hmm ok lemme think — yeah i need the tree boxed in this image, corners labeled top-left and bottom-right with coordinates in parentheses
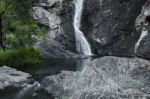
top-left (0, 13), bottom-right (5, 50)
top-left (0, 0), bottom-right (48, 49)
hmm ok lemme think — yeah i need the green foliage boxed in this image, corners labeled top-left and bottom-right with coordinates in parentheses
top-left (0, 0), bottom-right (46, 67)
top-left (6, 20), bottom-right (48, 48)
top-left (0, 0), bottom-right (33, 22)
top-left (0, 0), bottom-right (48, 48)
top-left (0, 48), bottom-right (43, 67)
top-left (120, 32), bottom-right (125, 42)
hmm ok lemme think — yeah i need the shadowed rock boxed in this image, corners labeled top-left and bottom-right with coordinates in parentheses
top-left (37, 38), bottom-right (77, 58)
top-left (82, 0), bottom-right (146, 56)
top-left (135, 0), bottom-right (150, 59)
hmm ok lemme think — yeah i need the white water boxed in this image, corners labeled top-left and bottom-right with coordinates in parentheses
top-left (73, 0), bottom-right (93, 55)
top-left (135, 29), bottom-right (148, 53)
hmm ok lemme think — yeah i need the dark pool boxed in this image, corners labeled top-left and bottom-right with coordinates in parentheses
top-left (0, 58), bottom-right (92, 99)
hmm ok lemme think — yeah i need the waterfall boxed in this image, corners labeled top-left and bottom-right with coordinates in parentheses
top-left (73, 0), bottom-right (93, 56)
top-left (76, 58), bottom-right (91, 71)
top-left (135, 28), bottom-right (148, 53)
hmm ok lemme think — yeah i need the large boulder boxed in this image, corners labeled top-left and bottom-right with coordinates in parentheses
top-left (41, 56), bottom-right (150, 99)
top-left (82, 0), bottom-right (146, 56)
top-left (37, 38), bottom-right (77, 58)
top-left (0, 66), bottom-right (31, 89)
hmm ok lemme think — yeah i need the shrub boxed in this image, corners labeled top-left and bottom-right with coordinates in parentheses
top-left (0, 48), bottom-right (43, 67)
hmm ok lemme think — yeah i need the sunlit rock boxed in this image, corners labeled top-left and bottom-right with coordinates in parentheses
top-left (0, 66), bottom-right (31, 89)
top-left (41, 56), bottom-right (150, 99)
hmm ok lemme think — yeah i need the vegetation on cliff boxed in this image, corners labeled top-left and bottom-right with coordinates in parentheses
top-left (0, 0), bottom-right (47, 66)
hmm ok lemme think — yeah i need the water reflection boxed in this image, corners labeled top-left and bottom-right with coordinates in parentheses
top-left (17, 58), bottom-right (92, 81)
top-left (76, 58), bottom-right (91, 71)
top-left (15, 82), bottom-right (39, 99)
top-left (0, 86), bottom-right (54, 99)
top-left (0, 58), bottom-right (92, 99)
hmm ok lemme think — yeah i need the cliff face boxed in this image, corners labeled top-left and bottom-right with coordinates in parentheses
top-left (82, 0), bottom-right (146, 56)
top-left (135, 0), bottom-right (150, 59)
top-left (32, 0), bottom-right (150, 59)
top-left (32, 0), bottom-right (77, 58)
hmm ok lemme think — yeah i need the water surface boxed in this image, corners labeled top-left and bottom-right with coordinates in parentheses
top-left (0, 58), bottom-right (91, 99)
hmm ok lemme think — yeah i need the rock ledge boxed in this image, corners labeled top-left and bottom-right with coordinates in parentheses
top-left (0, 66), bottom-right (31, 89)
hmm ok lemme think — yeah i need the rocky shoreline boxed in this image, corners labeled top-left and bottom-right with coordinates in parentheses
top-left (1, 56), bottom-right (150, 99)
top-left (0, 66), bottom-right (31, 90)
top-left (2, 0), bottom-right (150, 99)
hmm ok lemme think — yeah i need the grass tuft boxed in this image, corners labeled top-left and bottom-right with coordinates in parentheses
top-left (0, 48), bottom-right (43, 67)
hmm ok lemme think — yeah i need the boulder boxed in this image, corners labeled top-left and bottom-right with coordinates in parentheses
top-left (41, 56), bottom-right (150, 99)
top-left (0, 66), bottom-right (31, 89)
top-left (37, 38), bottom-right (77, 58)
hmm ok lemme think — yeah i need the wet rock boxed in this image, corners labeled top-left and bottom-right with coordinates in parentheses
top-left (135, 0), bottom-right (150, 59)
top-left (82, 0), bottom-right (146, 56)
top-left (37, 38), bottom-right (77, 58)
top-left (41, 56), bottom-right (150, 99)
top-left (0, 66), bottom-right (31, 89)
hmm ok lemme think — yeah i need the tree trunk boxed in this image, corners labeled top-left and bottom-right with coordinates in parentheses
top-left (0, 15), bottom-right (5, 51)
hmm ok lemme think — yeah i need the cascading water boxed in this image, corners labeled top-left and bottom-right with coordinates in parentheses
top-left (135, 26), bottom-right (148, 53)
top-left (73, 0), bottom-right (93, 56)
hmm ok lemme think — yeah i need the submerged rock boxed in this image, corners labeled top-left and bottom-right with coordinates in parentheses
top-left (0, 66), bottom-right (31, 89)
top-left (41, 56), bottom-right (150, 99)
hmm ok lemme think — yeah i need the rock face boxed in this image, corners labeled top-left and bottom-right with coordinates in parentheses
top-left (134, 0), bottom-right (150, 59)
top-left (33, 0), bottom-right (77, 58)
top-left (37, 39), bottom-right (77, 58)
top-left (41, 56), bottom-right (150, 99)
top-left (33, 6), bottom-right (60, 28)
top-left (0, 66), bottom-right (31, 89)
top-left (82, 0), bottom-right (146, 56)
top-left (32, 0), bottom-right (150, 58)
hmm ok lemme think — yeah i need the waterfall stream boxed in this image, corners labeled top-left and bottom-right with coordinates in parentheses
top-left (135, 27), bottom-right (148, 53)
top-left (73, 0), bottom-right (93, 56)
